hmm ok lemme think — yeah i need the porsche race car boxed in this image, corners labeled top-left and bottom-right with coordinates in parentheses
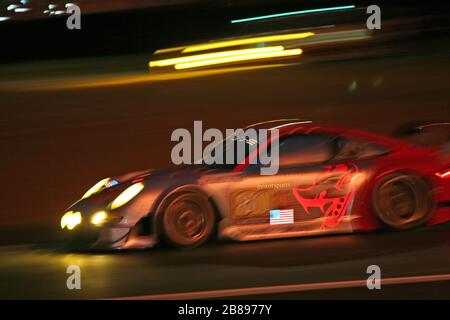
top-left (59, 120), bottom-right (450, 249)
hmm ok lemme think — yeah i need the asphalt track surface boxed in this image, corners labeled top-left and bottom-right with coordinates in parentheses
top-left (3, 224), bottom-right (450, 299)
top-left (0, 49), bottom-right (449, 299)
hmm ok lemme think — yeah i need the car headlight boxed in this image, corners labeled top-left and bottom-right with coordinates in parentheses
top-left (111, 182), bottom-right (144, 210)
top-left (90, 211), bottom-right (107, 225)
top-left (90, 210), bottom-right (122, 226)
top-left (61, 211), bottom-right (82, 230)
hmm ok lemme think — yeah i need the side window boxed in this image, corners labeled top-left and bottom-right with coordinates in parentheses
top-left (277, 134), bottom-right (334, 167)
top-left (333, 137), bottom-right (389, 161)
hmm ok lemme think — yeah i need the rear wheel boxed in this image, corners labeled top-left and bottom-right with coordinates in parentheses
top-left (161, 190), bottom-right (215, 248)
top-left (372, 174), bottom-right (433, 230)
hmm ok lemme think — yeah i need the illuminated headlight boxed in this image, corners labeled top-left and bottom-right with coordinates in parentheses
top-left (61, 211), bottom-right (82, 230)
top-left (90, 210), bottom-right (122, 226)
top-left (111, 182), bottom-right (144, 210)
top-left (90, 211), bottom-right (107, 226)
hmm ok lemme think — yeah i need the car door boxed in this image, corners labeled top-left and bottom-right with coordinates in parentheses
top-left (226, 132), bottom-right (360, 238)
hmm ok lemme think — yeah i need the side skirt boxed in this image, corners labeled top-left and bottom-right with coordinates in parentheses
top-left (220, 216), bottom-right (359, 241)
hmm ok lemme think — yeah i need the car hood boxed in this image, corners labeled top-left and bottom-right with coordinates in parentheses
top-left (68, 165), bottom-right (235, 212)
top-left (107, 165), bottom-right (231, 187)
top-left (111, 165), bottom-right (230, 184)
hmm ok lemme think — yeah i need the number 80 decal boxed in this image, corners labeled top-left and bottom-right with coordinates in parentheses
top-left (231, 189), bottom-right (271, 218)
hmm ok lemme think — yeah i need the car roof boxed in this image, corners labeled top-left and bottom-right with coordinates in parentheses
top-left (245, 119), bottom-right (312, 130)
top-left (247, 120), bottom-right (407, 149)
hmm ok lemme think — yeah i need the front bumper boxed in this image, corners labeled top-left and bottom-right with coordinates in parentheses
top-left (62, 224), bottom-right (158, 250)
top-left (62, 225), bottom-right (130, 249)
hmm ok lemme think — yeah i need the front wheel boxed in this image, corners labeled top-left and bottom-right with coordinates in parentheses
top-left (372, 174), bottom-right (433, 230)
top-left (161, 190), bottom-right (216, 248)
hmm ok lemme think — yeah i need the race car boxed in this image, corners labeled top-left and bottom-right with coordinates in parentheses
top-left (59, 120), bottom-right (450, 249)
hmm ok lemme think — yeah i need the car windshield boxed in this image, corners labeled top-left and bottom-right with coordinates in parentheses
top-left (200, 134), bottom-right (260, 169)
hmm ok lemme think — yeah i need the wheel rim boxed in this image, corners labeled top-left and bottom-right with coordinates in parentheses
top-left (375, 176), bottom-right (429, 227)
top-left (165, 196), bottom-right (208, 243)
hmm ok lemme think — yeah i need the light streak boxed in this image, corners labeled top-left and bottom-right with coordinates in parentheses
top-left (175, 48), bottom-right (302, 70)
top-left (231, 5), bottom-right (356, 24)
top-left (182, 32), bottom-right (314, 53)
top-left (150, 46), bottom-right (284, 68)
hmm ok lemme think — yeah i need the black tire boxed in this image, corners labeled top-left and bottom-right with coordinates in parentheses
top-left (161, 189), bottom-right (216, 248)
top-left (372, 174), bottom-right (433, 230)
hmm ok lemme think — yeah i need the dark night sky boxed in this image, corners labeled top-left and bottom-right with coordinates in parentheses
top-left (0, 1), bottom-right (448, 61)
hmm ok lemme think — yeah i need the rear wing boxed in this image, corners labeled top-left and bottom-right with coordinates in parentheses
top-left (393, 121), bottom-right (450, 152)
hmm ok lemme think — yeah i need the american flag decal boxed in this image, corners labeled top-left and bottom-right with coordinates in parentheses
top-left (104, 179), bottom-right (119, 188)
top-left (269, 209), bottom-right (294, 225)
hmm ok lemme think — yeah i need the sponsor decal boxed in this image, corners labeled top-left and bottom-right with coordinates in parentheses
top-left (292, 163), bottom-right (359, 228)
top-left (257, 182), bottom-right (291, 190)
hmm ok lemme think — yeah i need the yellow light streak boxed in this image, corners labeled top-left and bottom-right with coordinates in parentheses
top-left (2, 64), bottom-right (294, 91)
top-left (175, 48), bottom-right (302, 70)
top-left (182, 32), bottom-right (314, 53)
top-left (149, 46), bottom-right (285, 68)
top-left (154, 46), bottom-right (186, 55)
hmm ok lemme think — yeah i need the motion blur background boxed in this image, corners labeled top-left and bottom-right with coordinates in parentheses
top-left (0, 0), bottom-right (449, 244)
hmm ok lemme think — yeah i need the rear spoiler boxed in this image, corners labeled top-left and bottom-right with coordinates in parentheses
top-left (393, 121), bottom-right (450, 148)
